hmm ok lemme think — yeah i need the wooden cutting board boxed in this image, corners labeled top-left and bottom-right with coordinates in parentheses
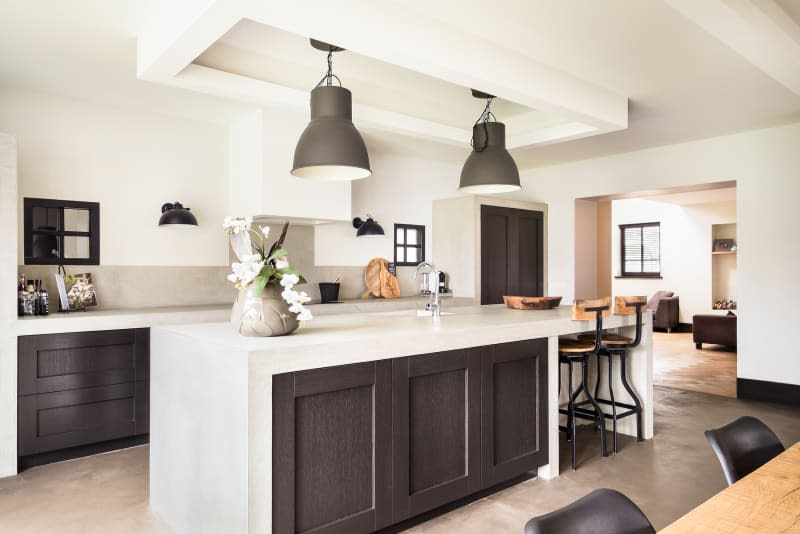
top-left (363, 258), bottom-right (400, 299)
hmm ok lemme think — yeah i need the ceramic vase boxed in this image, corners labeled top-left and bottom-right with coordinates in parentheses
top-left (230, 284), bottom-right (299, 337)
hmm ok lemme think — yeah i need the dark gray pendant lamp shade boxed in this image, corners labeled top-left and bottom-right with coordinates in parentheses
top-left (158, 202), bottom-right (198, 227)
top-left (459, 92), bottom-right (521, 194)
top-left (291, 40), bottom-right (371, 181)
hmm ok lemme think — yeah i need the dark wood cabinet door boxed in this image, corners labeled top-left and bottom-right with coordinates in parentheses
top-left (480, 205), bottom-right (543, 304)
top-left (272, 361), bottom-right (392, 534)
top-left (392, 348), bottom-right (481, 521)
top-left (481, 339), bottom-right (548, 487)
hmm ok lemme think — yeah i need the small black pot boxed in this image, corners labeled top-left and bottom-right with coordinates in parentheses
top-left (318, 282), bottom-right (340, 303)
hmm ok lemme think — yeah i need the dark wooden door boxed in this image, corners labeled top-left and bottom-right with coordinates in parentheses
top-left (481, 339), bottom-right (548, 487)
top-left (392, 348), bottom-right (481, 522)
top-left (480, 205), bottom-right (544, 304)
top-left (272, 361), bottom-right (392, 534)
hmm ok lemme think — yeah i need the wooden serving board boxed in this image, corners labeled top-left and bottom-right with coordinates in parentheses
top-left (503, 296), bottom-right (562, 310)
top-left (363, 258), bottom-right (400, 299)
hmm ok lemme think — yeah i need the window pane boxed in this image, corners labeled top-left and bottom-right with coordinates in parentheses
top-left (64, 209), bottom-right (90, 232)
top-left (396, 247), bottom-right (405, 263)
top-left (32, 206), bottom-right (60, 232)
top-left (643, 261), bottom-right (660, 273)
top-left (624, 260), bottom-right (641, 274)
top-left (64, 236), bottom-right (91, 259)
top-left (32, 233), bottom-right (59, 259)
top-left (407, 229), bottom-right (418, 245)
top-left (406, 247), bottom-right (418, 264)
top-left (395, 227), bottom-right (404, 245)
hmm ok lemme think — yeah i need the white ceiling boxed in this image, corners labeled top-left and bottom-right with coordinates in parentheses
top-left (2, 0), bottom-right (800, 168)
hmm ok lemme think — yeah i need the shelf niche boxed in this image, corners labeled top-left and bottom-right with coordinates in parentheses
top-left (712, 223), bottom-right (737, 310)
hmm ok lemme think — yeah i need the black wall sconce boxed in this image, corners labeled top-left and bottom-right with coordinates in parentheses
top-left (158, 202), bottom-right (198, 227)
top-left (352, 214), bottom-right (384, 237)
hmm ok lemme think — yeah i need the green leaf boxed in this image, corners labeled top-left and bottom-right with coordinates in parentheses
top-left (267, 248), bottom-right (288, 261)
top-left (251, 275), bottom-right (268, 296)
top-left (259, 265), bottom-right (276, 281)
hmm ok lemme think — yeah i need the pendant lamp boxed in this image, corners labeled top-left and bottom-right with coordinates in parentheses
top-left (459, 90), bottom-right (521, 194)
top-left (292, 40), bottom-right (371, 181)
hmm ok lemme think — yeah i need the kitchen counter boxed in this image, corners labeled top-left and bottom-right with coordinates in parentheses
top-left (149, 304), bottom-right (654, 534)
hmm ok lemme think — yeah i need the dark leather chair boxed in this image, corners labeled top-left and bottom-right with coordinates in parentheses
top-left (524, 488), bottom-right (655, 534)
top-left (705, 416), bottom-right (785, 486)
top-left (693, 313), bottom-right (736, 348)
top-left (647, 291), bottom-right (679, 332)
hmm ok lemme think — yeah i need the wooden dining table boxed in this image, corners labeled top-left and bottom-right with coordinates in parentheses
top-left (660, 441), bottom-right (800, 533)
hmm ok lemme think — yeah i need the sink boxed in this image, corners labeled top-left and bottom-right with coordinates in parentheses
top-left (415, 310), bottom-right (455, 317)
top-left (380, 309), bottom-right (456, 317)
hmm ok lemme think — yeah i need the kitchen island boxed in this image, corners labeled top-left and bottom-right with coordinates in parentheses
top-left (149, 304), bottom-right (653, 534)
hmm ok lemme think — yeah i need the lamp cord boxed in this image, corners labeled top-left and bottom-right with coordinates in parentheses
top-left (471, 97), bottom-right (496, 153)
top-left (315, 49), bottom-right (342, 88)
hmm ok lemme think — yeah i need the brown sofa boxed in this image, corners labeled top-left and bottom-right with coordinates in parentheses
top-left (647, 291), bottom-right (680, 332)
top-left (693, 313), bottom-right (737, 348)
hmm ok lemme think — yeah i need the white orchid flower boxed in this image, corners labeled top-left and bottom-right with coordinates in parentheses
top-left (260, 226), bottom-right (270, 240)
top-left (275, 258), bottom-right (289, 270)
top-left (297, 309), bottom-right (313, 321)
top-left (280, 273), bottom-right (300, 287)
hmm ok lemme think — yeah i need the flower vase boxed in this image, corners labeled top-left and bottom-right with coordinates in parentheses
top-left (230, 284), bottom-right (299, 337)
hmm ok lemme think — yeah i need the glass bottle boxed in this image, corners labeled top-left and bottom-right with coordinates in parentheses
top-left (36, 280), bottom-right (49, 316)
top-left (17, 274), bottom-right (26, 317)
top-left (24, 281), bottom-right (37, 316)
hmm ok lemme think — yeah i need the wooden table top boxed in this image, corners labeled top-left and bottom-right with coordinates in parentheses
top-left (661, 442), bottom-right (800, 533)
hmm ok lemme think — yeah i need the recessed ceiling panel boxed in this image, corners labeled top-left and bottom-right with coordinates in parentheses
top-left (193, 19), bottom-right (570, 132)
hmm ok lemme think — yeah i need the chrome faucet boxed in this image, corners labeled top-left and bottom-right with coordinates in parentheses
top-left (414, 262), bottom-right (441, 319)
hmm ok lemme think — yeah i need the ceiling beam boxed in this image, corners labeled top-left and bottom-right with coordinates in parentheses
top-left (666, 0), bottom-right (800, 96)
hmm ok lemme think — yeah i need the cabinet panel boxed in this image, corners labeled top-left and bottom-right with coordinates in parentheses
top-left (272, 361), bottom-right (392, 534)
top-left (481, 339), bottom-right (548, 487)
top-left (18, 381), bottom-right (148, 456)
top-left (392, 348), bottom-right (481, 521)
top-left (18, 329), bottom-right (149, 395)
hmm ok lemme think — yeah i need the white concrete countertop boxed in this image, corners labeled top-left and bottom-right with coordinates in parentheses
top-left (150, 304), bottom-right (654, 534)
top-left (154, 304), bottom-right (641, 375)
top-left (14, 304), bottom-right (232, 336)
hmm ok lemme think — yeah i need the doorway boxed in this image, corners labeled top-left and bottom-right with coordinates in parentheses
top-left (575, 182), bottom-right (738, 397)
top-left (480, 205), bottom-right (544, 305)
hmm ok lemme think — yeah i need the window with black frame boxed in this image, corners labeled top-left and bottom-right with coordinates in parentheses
top-left (620, 222), bottom-right (660, 277)
top-left (394, 223), bottom-right (425, 266)
top-left (24, 198), bottom-right (100, 265)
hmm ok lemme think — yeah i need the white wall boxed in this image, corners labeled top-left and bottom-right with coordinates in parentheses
top-left (514, 121), bottom-right (800, 386)
top-left (610, 198), bottom-right (736, 323)
top-left (0, 133), bottom-right (18, 477)
top-left (0, 87), bottom-right (230, 266)
top-left (314, 150), bottom-right (464, 266)
top-left (574, 199), bottom-right (598, 299)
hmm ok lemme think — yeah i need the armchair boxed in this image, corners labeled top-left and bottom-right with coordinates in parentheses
top-left (647, 291), bottom-right (680, 332)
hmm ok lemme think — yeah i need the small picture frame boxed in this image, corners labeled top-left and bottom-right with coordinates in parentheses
top-left (713, 239), bottom-right (735, 253)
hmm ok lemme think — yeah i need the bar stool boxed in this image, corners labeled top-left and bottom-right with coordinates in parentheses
top-left (578, 296), bottom-right (646, 453)
top-left (558, 297), bottom-right (610, 470)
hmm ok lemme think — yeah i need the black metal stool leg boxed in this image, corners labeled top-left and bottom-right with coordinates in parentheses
top-left (607, 353), bottom-right (617, 453)
top-left (619, 350), bottom-right (644, 442)
top-left (582, 358), bottom-right (607, 458)
top-left (568, 360), bottom-right (577, 469)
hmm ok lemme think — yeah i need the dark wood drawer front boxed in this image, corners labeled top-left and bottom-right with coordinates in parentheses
top-left (481, 339), bottom-right (548, 488)
top-left (18, 381), bottom-right (148, 456)
top-left (19, 329), bottom-right (149, 395)
top-left (392, 348), bottom-right (481, 521)
top-left (273, 361), bottom-right (392, 534)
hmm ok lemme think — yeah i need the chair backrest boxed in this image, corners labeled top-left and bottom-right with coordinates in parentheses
top-left (572, 297), bottom-right (611, 321)
top-left (524, 488), bottom-right (655, 534)
top-left (614, 295), bottom-right (647, 315)
top-left (705, 416), bottom-right (785, 486)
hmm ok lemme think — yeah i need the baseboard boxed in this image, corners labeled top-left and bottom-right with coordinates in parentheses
top-left (737, 378), bottom-right (800, 407)
top-left (18, 434), bottom-right (149, 472)
top-left (653, 322), bottom-right (692, 333)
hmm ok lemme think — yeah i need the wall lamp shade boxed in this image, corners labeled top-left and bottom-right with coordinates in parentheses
top-left (459, 122), bottom-right (521, 194)
top-left (352, 215), bottom-right (384, 237)
top-left (292, 86), bottom-right (371, 181)
top-left (158, 202), bottom-right (198, 227)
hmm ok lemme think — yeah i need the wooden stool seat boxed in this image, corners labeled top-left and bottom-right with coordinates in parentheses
top-left (558, 338), bottom-right (596, 354)
top-left (578, 332), bottom-right (633, 346)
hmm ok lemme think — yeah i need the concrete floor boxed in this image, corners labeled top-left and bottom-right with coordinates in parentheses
top-left (0, 387), bottom-right (797, 533)
top-left (652, 332), bottom-right (737, 398)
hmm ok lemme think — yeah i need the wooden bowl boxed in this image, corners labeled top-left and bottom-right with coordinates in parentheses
top-left (503, 296), bottom-right (562, 310)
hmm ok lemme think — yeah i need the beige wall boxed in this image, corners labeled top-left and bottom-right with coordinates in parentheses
top-left (596, 200), bottom-right (612, 297)
top-left (574, 199), bottom-right (598, 299)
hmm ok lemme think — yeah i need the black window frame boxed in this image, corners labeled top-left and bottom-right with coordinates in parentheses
top-left (23, 197), bottom-right (100, 266)
top-left (393, 223), bottom-right (425, 267)
top-left (619, 222), bottom-right (661, 278)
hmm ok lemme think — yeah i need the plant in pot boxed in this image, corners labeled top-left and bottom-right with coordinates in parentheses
top-left (224, 217), bottom-right (312, 336)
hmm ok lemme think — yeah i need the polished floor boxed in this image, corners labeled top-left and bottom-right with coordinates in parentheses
top-left (1, 387), bottom-right (797, 533)
top-left (652, 331), bottom-right (737, 397)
